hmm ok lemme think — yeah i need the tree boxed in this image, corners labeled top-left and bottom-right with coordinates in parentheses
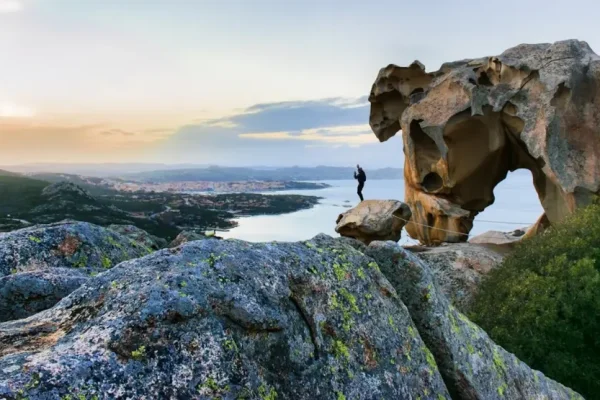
top-left (470, 202), bottom-right (600, 398)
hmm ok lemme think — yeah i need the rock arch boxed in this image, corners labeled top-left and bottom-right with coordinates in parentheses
top-left (369, 40), bottom-right (600, 245)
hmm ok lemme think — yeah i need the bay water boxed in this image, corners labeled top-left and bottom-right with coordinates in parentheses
top-left (218, 169), bottom-right (543, 244)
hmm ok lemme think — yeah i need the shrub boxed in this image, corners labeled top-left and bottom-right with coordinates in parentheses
top-left (469, 202), bottom-right (600, 398)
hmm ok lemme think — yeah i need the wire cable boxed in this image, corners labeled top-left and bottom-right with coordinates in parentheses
top-left (393, 215), bottom-right (534, 238)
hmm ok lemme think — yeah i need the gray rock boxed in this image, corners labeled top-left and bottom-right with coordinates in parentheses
top-left (407, 243), bottom-right (506, 312)
top-left (0, 221), bottom-right (151, 321)
top-left (168, 230), bottom-right (208, 248)
top-left (108, 224), bottom-right (168, 250)
top-left (366, 241), bottom-right (583, 400)
top-left (0, 269), bottom-right (88, 322)
top-left (0, 235), bottom-right (450, 399)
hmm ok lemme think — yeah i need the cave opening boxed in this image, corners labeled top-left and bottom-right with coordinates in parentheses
top-left (471, 168), bottom-right (543, 237)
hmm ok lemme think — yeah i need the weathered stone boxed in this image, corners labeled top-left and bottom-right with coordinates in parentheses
top-left (369, 40), bottom-right (600, 245)
top-left (469, 228), bottom-right (527, 246)
top-left (0, 235), bottom-right (450, 399)
top-left (407, 243), bottom-right (506, 312)
top-left (168, 230), bottom-right (208, 248)
top-left (0, 221), bottom-right (150, 321)
top-left (367, 241), bottom-right (582, 400)
top-left (335, 200), bottom-right (412, 244)
top-left (0, 269), bottom-right (87, 322)
top-left (108, 224), bottom-right (167, 250)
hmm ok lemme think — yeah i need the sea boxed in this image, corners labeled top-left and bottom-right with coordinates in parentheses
top-left (216, 169), bottom-right (543, 245)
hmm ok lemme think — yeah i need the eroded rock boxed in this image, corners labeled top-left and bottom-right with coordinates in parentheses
top-left (0, 221), bottom-right (151, 321)
top-left (0, 235), bottom-right (450, 399)
top-left (407, 243), bottom-right (506, 312)
top-left (367, 241), bottom-right (582, 400)
top-left (335, 200), bottom-right (412, 244)
top-left (369, 40), bottom-right (600, 244)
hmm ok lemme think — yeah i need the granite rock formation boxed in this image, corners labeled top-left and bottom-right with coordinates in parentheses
top-left (0, 235), bottom-right (450, 399)
top-left (0, 234), bottom-right (581, 399)
top-left (367, 241), bottom-right (582, 399)
top-left (108, 224), bottom-right (168, 250)
top-left (0, 221), bottom-right (150, 322)
top-left (369, 40), bottom-right (600, 244)
top-left (335, 200), bottom-right (412, 244)
top-left (407, 243), bottom-right (506, 312)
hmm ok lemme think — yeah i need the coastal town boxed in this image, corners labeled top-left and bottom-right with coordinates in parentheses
top-left (111, 180), bottom-right (329, 193)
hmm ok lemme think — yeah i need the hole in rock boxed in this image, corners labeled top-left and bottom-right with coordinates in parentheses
top-left (422, 172), bottom-right (443, 192)
top-left (477, 71), bottom-right (493, 86)
top-left (410, 119), bottom-right (441, 166)
top-left (471, 169), bottom-right (543, 237)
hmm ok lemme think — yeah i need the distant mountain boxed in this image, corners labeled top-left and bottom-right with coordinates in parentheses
top-left (125, 166), bottom-right (404, 182)
top-left (0, 164), bottom-right (403, 180)
top-left (0, 163), bottom-right (212, 176)
top-left (0, 169), bottom-right (21, 177)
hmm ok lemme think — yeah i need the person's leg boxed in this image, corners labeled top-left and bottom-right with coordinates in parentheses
top-left (357, 182), bottom-right (364, 201)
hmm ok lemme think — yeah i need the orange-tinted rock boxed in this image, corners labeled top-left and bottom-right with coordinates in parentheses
top-left (369, 40), bottom-right (600, 244)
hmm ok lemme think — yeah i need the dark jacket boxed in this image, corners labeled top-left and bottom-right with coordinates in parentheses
top-left (354, 168), bottom-right (366, 183)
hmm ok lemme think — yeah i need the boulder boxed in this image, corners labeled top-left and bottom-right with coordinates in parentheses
top-left (469, 228), bottom-right (527, 246)
top-left (0, 235), bottom-right (451, 399)
top-left (168, 230), bottom-right (208, 248)
top-left (108, 224), bottom-right (167, 250)
top-left (407, 243), bottom-right (506, 312)
top-left (335, 200), bottom-right (412, 244)
top-left (0, 269), bottom-right (88, 322)
top-left (366, 241), bottom-right (582, 400)
top-left (0, 221), bottom-right (151, 322)
top-left (369, 40), bottom-right (600, 245)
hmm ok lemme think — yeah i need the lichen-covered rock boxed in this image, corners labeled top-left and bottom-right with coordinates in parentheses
top-left (369, 40), bottom-right (600, 245)
top-left (0, 269), bottom-right (87, 322)
top-left (335, 200), bottom-right (412, 245)
top-left (168, 230), bottom-right (208, 248)
top-left (0, 235), bottom-right (450, 400)
top-left (408, 243), bottom-right (505, 312)
top-left (108, 224), bottom-right (167, 250)
top-left (0, 221), bottom-right (151, 321)
top-left (366, 241), bottom-right (583, 400)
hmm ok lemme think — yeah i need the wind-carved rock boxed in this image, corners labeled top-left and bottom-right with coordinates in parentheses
top-left (335, 200), bottom-right (412, 244)
top-left (369, 40), bottom-right (600, 244)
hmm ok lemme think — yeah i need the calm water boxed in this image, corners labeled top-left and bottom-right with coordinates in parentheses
top-left (218, 170), bottom-right (543, 244)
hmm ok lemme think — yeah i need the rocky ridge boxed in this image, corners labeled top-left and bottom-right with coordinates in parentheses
top-left (0, 224), bottom-right (582, 399)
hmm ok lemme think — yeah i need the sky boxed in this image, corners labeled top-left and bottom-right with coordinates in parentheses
top-left (1, 0), bottom-right (599, 167)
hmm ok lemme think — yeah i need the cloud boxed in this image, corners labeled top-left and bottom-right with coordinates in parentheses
top-left (0, 0), bottom-right (22, 13)
top-left (239, 124), bottom-right (376, 145)
top-left (99, 129), bottom-right (136, 137)
top-left (0, 103), bottom-right (35, 118)
top-left (211, 96), bottom-right (370, 133)
top-left (155, 97), bottom-right (404, 167)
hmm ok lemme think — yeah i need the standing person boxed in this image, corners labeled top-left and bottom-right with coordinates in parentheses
top-left (354, 164), bottom-right (366, 202)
